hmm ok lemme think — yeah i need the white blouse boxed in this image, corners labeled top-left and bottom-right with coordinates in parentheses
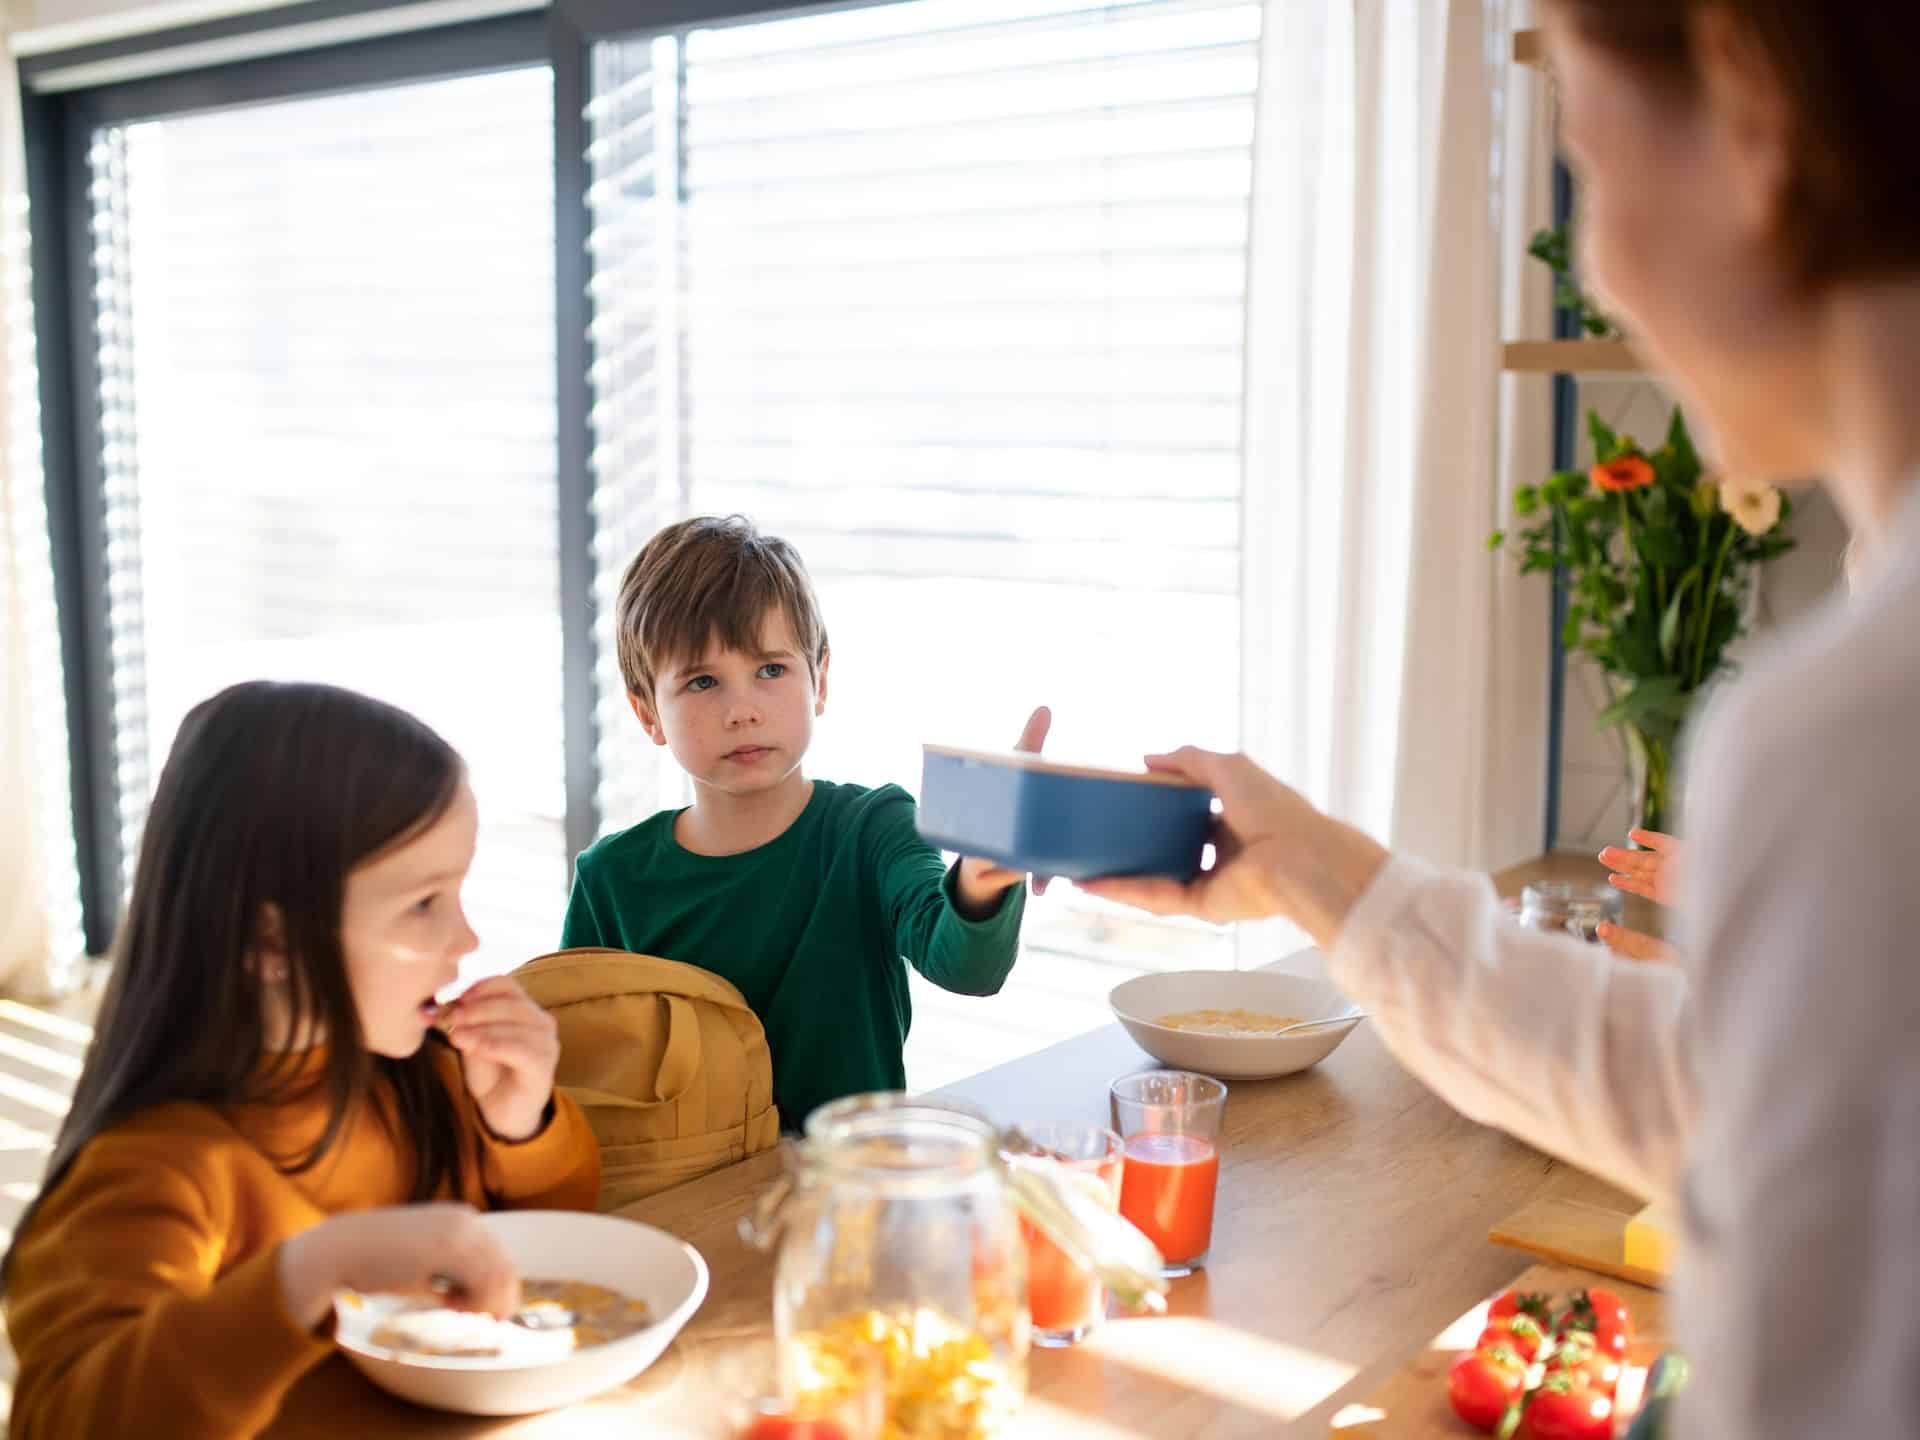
top-left (1329, 488), bottom-right (1920, 1439)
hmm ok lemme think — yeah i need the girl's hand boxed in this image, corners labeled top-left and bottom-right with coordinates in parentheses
top-left (1597, 921), bottom-right (1680, 964)
top-left (955, 706), bottom-right (1053, 915)
top-left (277, 1203), bottom-right (519, 1329)
top-left (1077, 747), bottom-right (1390, 949)
top-left (1597, 829), bottom-right (1683, 906)
top-left (439, 976), bottom-right (560, 1143)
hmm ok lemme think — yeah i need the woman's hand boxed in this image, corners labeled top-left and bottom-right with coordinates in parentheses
top-left (1596, 921), bottom-right (1679, 964)
top-left (1597, 829), bottom-right (1682, 906)
top-left (278, 1203), bottom-right (519, 1329)
top-left (1076, 747), bottom-right (1390, 949)
top-left (1594, 830), bottom-right (1683, 963)
top-left (440, 976), bottom-right (560, 1143)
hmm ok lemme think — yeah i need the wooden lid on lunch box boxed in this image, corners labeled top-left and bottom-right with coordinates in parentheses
top-left (921, 745), bottom-right (1208, 790)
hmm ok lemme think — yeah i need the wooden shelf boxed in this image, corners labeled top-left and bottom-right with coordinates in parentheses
top-left (1502, 338), bottom-right (1642, 374)
top-left (1512, 27), bottom-right (1546, 69)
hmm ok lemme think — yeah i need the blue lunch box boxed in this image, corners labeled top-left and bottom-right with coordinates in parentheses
top-left (916, 746), bottom-right (1215, 881)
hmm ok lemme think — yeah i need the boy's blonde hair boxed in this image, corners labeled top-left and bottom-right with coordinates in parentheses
top-left (615, 515), bottom-right (828, 707)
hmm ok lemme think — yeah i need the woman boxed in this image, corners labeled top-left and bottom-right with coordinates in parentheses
top-left (1085, 5), bottom-right (1920, 1436)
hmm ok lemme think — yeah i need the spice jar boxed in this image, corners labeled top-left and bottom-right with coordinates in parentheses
top-left (744, 1094), bottom-right (1165, 1439)
top-left (1519, 881), bottom-right (1625, 943)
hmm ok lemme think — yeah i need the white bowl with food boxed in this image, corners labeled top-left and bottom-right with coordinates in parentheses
top-left (332, 1209), bottom-right (708, 1416)
top-left (1108, 970), bottom-right (1365, 1080)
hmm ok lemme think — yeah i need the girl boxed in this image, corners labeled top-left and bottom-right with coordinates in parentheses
top-left (3, 681), bottom-right (600, 1438)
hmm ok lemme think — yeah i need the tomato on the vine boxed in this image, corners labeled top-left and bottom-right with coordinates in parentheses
top-left (1477, 1315), bottom-right (1548, 1361)
top-left (1544, 1328), bottom-right (1622, 1395)
top-left (1447, 1346), bottom-right (1526, 1430)
top-left (1489, 1289), bottom-right (1554, 1327)
top-left (1519, 1371), bottom-right (1614, 1440)
top-left (739, 1416), bottom-right (850, 1440)
top-left (1556, 1287), bottom-right (1631, 1356)
top-left (1449, 1287), bottom-right (1635, 1435)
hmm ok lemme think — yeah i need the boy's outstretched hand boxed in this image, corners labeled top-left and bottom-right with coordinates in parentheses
top-left (953, 706), bottom-right (1052, 916)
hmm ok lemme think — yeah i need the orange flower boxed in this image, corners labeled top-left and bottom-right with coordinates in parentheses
top-left (1591, 455), bottom-right (1655, 493)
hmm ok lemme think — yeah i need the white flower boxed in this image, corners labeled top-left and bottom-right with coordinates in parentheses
top-left (1720, 479), bottom-right (1782, 536)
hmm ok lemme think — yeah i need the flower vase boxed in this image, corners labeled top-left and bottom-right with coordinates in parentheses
top-left (1622, 724), bottom-right (1674, 836)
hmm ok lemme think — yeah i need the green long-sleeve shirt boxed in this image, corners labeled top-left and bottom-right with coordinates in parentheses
top-left (559, 780), bottom-right (1025, 1128)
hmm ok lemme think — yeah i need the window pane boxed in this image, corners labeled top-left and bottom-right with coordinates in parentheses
top-left (589, 1), bottom-right (1256, 1090)
top-left (92, 67), bottom-right (563, 975)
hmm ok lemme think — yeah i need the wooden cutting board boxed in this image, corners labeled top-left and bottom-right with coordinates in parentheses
top-left (1328, 1262), bottom-right (1669, 1437)
top-left (1487, 1197), bottom-right (1667, 1290)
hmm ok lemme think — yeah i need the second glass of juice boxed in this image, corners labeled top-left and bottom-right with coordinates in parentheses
top-left (1014, 1123), bottom-right (1125, 1347)
top-left (1109, 1070), bottom-right (1227, 1277)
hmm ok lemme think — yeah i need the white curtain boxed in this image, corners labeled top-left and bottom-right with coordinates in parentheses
top-left (1239, 0), bottom-right (1556, 921)
top-left (0, 29), bottom-right (86, 998)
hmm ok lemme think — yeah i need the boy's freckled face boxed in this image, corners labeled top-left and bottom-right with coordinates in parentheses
top-left (635, 610), bottom-right (828, 796)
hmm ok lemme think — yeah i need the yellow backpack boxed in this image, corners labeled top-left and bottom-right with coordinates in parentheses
top-left (515, 948), bottom-right (781, 1211)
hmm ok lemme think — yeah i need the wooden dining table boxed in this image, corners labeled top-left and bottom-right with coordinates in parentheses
top-left (265, 945), bottom-right (1639, 1440)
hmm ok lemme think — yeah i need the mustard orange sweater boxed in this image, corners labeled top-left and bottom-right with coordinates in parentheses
top-left (5, 1045), bottom-right (600, 1439)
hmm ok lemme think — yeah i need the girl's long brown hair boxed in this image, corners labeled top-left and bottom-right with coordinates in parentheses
top-left (3, 681), bottom-right (472, 1283)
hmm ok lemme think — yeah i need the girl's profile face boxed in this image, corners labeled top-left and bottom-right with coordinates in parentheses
top-left (338, 781), bottom-right (481, 1057)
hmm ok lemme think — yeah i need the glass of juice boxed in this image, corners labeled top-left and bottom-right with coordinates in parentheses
top-left (1109, 1069), bottom-right (1227, 1277)
top-left (1013, 1123), bottom-right (1125, 1347)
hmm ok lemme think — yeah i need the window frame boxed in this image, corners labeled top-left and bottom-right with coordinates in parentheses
top-left (24, 6), bottom-right (562, 949)
top-left (21, 0), bottom-right (1196, 952)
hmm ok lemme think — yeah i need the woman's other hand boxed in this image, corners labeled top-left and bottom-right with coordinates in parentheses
top-left (1597, 921), bottom-right (1680, 964)
top-left (1597, 829), bottom-right (1682, 906)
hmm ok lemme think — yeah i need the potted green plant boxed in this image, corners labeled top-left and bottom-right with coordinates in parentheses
top-left (1492, 407), bottom-right (1795, 831)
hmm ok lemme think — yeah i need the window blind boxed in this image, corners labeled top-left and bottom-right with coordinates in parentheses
top-left (89, 66), bottom-right (566, 972)
top-left (587, 0), bottom-right (1260, 1084)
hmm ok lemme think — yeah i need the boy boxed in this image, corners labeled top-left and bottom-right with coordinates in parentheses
top-left (561, 514), bottom-right (1046, 1126)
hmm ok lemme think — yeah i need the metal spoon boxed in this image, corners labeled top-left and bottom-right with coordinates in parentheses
top-left (1268, 1010), bottom-right (1368, 1036)
top-left (507, 1300), bottom-right (576, 1332)
top-left (426, 1273), bottom-right (574, 1331)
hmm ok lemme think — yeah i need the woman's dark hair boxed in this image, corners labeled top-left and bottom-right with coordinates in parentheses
top-left (3, 680), bottom-right (471, 1282)
top-left (1548, 2), bottom-right (1920, 286)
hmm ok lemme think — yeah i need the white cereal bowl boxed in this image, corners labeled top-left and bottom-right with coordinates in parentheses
top-left (332, 1209), bottom-right (708, 1416)
top-left (1109, 970), bottom-right (1365, 1081)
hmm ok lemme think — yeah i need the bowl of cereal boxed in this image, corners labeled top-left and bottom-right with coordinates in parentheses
top-left (332, 1210), bottom-right (708, 1415)
top-left (1108, 969), bottom-right (1364, 1080)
